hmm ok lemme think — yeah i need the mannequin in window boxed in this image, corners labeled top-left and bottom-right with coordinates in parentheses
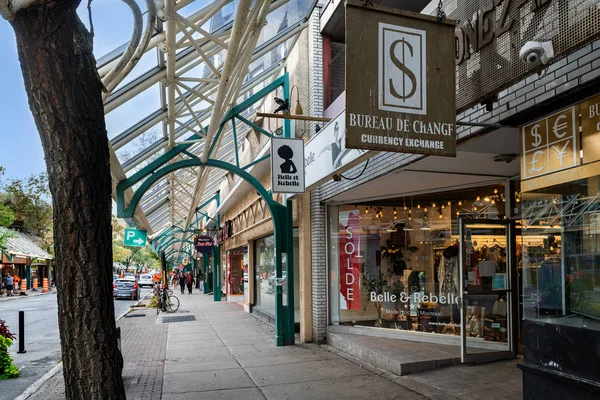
top-left (438, 242), bottom-right (459, 299)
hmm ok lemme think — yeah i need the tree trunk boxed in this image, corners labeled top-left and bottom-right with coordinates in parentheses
top-left (10, 1), bottom-right (126, 398)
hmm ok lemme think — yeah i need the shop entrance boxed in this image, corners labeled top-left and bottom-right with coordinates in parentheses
top-left (458, 218), bottom-right (517, 363)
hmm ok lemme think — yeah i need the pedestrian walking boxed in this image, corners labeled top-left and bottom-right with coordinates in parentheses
top-left (186, 271), bottom-right (194, 294)
top-left (5, 274), bottom-right (14, 297)
top-left (199, 270), bottom-right (204, 291)
top-left (178, 272), bottom-right (186, 295)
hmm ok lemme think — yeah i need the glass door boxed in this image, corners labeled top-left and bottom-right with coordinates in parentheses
top-left (458, 218), bottom-right (517, 363)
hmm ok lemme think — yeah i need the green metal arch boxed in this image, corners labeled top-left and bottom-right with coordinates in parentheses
top-left (119, 158), bottom-right (285, 222)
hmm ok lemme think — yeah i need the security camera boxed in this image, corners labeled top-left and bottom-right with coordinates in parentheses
top-left (519, 41), bottom-right (555, 65)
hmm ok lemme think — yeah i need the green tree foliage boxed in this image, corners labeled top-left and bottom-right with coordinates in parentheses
top-left (0, 167), bottom-right (16, 249)
top-left (2, 172), bottom-right (53, 252)
top-left (111, 216), bottom-right (159, 272)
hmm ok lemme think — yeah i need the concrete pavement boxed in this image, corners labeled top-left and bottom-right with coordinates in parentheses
top-left (18, 291), bottom-right (524, 399)
top-left (1, 288), bottom-right (151, 400)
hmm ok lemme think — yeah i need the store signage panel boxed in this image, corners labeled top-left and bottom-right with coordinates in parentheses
top-left (304, 112), bottom-right (368, 189)
top-left (521, 107), bottom-right (578, 180)
top-left (581, 94), bottom-right (600, 164)
top-left (339, 210), bottom-right (361, 311)
top-left (345, 1), bottom-right (456, 156)
top-left (448, 0), bottom-right (600, 112)
top-left (271, 137), bottom-right (305, 194)
top-left (194, 235), bottom-right (214, 254)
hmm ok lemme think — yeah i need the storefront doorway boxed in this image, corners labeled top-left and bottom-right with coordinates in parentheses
top-left (458, 218), bottom-right (517, 363)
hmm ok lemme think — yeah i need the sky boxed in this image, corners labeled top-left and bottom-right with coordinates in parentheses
top-left (0, 0), bottom-right (140, 182)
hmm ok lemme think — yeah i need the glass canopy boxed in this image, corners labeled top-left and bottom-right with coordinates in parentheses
top-left (100, 0), bottom-right (316, 264)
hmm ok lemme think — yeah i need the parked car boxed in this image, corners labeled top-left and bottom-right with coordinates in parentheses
top-left (113, 278), bottom-right (140, 300)
top-left (138, 274), bottom-right (154, 288)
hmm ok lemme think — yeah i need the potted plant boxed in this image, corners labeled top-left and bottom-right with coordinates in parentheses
top-left (0, 319), bottom-right (19, 379)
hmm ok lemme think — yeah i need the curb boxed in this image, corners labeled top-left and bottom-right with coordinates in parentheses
top-left (14, 289), bottom-right (153, 399)
top-left (0, 291), bottom-right (55, 302)
top-left (115, 290), bottom-right (152, 322)
top-left (13, 361), bottom-right (63, 400)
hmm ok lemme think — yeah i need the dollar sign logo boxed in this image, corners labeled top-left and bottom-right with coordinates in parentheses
top-left (389, 39), bottom-right (417, 100)
top-left (530, 124), bottom-right (542, 147)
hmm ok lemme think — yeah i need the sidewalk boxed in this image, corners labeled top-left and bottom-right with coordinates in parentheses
top-left (0, 288), bottom-right (54, 301)
top-left (22, 292), bottom-right (523, 399)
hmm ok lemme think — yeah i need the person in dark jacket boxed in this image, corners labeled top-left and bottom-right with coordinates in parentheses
top-left (186, 271), bottom-right (194, 294)
top-left (178, 272), bottom-right (186, 295)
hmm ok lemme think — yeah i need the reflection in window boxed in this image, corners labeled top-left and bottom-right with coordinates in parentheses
top-left (522, 177), bottom-right (600, 331)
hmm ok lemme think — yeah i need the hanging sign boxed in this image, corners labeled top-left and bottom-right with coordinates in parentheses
top-left (304, 111), bottom-right (369, 190)
top-left (345, 1), bottom-right (456, 156)
top-left (339, 210), bottom-right (361, 311)
top-left (194, 235), bottom-right (214, 254)
top-left (271, 137), bottom-right (305, 194)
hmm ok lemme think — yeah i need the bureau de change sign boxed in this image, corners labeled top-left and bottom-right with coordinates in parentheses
top-left (345, 1), bottom-right (456, 156)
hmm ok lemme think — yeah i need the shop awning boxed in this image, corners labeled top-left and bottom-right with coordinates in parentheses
top-left (0, 228), bottom-right (53, 261)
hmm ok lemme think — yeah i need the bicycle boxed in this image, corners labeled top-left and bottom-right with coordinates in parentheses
top-left (156, 285), bottom-right (180, 314)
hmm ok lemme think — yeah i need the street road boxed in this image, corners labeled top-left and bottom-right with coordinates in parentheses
top-left (0, 288), bottom-right (151, 400)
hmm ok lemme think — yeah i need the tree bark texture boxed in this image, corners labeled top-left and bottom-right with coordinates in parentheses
top-left (10, 1), bottom-right (126, 399)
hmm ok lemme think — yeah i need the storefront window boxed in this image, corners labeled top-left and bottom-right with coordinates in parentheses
top-left (522, 177), bottom-right (600, 330)
top-left (254, 230), bottom-right (300, 322)
top-left (226, 247), bottom-right (248, 297)
top-left (329, 185), bottom-right (508, 337)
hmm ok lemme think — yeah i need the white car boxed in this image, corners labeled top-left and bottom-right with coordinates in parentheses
top-left (138, 274), bottom-right (154, 288)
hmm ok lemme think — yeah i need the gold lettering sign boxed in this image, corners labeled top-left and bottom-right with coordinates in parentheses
top-left (581, 94), bottom-right (600, 164)
top-left (521, 107), bottom-right (578, 180)
top-left (522, 160), bottom-right (600, 192)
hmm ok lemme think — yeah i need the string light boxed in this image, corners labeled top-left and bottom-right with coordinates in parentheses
top-left (494, 188), bottom-right (498, 194)
top-left (404, 206), bottom-right (408, 211)
top-left (447, 201), bottom-right (451, 206)
top-left (484, 197), bottom-right (490, 202)
top-left (456, 211), bottom-right (460, 216)
top-left (476, 196), bottom-right (481, 201)
top-left (439, 214), bottom-right (443, 219)
top-left (432, 203), bottom-right (436, 208)
top-left (417, 204), bottom-right (421, 209)
top-left (441, 204), bottom-right (445, 209)
top-left (458, 201), bottom-right (462, 206)
top-left (394, 207), bottom-right (397, 216)
top-left (424, 207), bottom-right (428, 212)
top-left (365, 207), bottom-right (369, 214)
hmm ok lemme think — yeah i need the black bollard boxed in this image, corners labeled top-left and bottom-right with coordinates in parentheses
top-left (17, 311), bottom-right (26, 354)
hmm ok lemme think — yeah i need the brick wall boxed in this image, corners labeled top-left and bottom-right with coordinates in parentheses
top-left (310, 186), bottom-right (327, 343)
top-left (317, 38), bottom-right (600, 203)
top-left (308, 7), bottom-right (324, 138)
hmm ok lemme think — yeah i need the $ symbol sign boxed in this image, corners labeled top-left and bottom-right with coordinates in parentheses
top-left (530, 124), bottom-right (543, 147)
top-left (389, 39), bottom-right (417, 101)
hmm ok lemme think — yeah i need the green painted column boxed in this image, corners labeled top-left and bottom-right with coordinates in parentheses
top-left (285, 198), bottom-right (295, 345)
top-left (26, 264), bottom-right (32, 290)
top-left (272, 204), bottom-right (286, 346)
top-left (213, 245), bottom-right (221, 302)
top-left (203, 255), bottom-right (210, 294)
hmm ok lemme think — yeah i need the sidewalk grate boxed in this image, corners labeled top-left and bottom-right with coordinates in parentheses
top-left (160, 315), bottom-right (196, 323)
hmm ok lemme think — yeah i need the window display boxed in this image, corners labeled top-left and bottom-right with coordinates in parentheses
top-left (254, 230), bottom-right (300, 322)
top-left (522, 176), bottom-right (600, 330)
top-left (329, 185), bottom-right (511, 342)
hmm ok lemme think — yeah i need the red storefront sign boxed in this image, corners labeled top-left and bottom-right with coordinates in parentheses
top-left (339, 210), bottom-right (361, 311)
